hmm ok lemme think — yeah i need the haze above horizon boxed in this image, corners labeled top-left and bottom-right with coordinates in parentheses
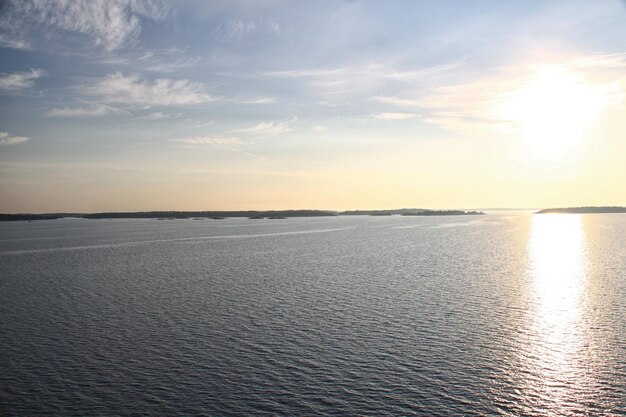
top-left (1, 0), bottom-right (625, 213)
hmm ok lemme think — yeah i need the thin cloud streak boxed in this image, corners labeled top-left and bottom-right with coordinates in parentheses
top-left (371, 96), bottom-right (422, 107)
top-left (230, 117), bottom-right (296, 138)
top-left (212, 61), bottom-right (458, 108)
top-left (0, 33), bottom-right (31, 50)
top-left (262, 62), bottom-right (459, 81)
top-left (171, 137), bottom-right (244, 146)
top-left (184, 120), bottom-right (216, 128)
top-left (101, 48), bottom-right (201, 73)
top-left (138, 112), bottom-right (183, 120)
top-left (83, 73), bottom-right (217, 108)
top-left (215, 20), bottom-right (257, 41)
top-left (233, 97), bottom-right (277, 104)
top-left (0, 132), bottom-right (29, 145)
top-left (257, 62), bottom-right (461, 98)
top-left (375, 112), bottom-right (416, 120)
top-left (170, 136), bottom-right (264, 160)
top-left (46, 103), bottom-right (129, 117)
top-left (213, 19), bottom-right (281, 41)
top-left (0, 69), bottom-right (43, 91)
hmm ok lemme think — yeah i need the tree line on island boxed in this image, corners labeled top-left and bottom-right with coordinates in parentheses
top-left (535, 206), bottom-right (626, 214)
top-left (1, 208), bottom-right (484, 221)
top-left (2, 206), bottom-right (626, 221)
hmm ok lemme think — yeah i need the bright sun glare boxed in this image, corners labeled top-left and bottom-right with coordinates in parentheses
top-left (503, 67), bottom-right (607, 161)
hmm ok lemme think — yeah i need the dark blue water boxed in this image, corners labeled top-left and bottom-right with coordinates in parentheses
top-left (1, 214), bottom-right (625, 416)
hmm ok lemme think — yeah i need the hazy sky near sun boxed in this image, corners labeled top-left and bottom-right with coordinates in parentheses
top-left (1, 0), bottom-right (626, 212)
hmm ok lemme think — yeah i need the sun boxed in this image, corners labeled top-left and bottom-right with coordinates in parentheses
top-left (502, 66), bottom-right (606, 161)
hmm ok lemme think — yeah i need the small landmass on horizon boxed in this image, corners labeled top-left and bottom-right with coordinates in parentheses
top-left (339, 209), bottom-right (483, 216)
top-left (536, 206), bottom-right (626, 214)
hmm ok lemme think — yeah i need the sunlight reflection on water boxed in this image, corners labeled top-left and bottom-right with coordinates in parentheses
top-left (2, 216), bottom-right (625, 415)
top-left (523, 214), bottom-right (594, 415)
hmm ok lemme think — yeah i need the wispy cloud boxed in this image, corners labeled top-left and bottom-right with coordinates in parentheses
top-left (214, 19), bottom-right (281, 41)
top-left (0, 132), bottom-right (29, 145)
top-left (0, 69), bottom-right (43, 92)
top-left (268, 21), bottom-right (281, 36)
top-left (170, 117), bottom-right (296, 160)
top-left (375, 112), bottom-right (416, 120)
top-left (416, 77), bottom-right (518, 133)
top-left (230, 117), bottom-right (295, 137)
top-left (568, 52), bottom-right (626, 69)
top-left (235, 97), bottom-right (277, 105)
top-left (83, 73), bottom-right (216, 107)
top-left (46, 103), bottom-right (128, 117)
top-left (184, 120), bottom-right (216, 128)
top-left (0, 0), bottom-right (169, 51)
top-left (139, 112), bottom-right (183, 120)
top-left (171, 137), bottom-right (244, 146)
top-left (102, 48), bottom-right (201, 73)
top-left (139, 54), bottom-right (200, 73)
top-left (0, 33), bottom-right (31, 50)
top-left (218, 20), bottom-right (257, 40)
top-left (170, 136), bottom-right (263, 159)
top-left (371, 96), bottom-right (421, 107)
top-left (260, 62), bottom-right (459, 97)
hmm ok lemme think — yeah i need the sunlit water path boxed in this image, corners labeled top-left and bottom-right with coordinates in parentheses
top-left (521, 215), bottom-right (593, 415)
top-left (1, 214), bottom-right (625, 415)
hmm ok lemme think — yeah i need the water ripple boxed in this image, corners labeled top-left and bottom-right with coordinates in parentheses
top-left (1, 215), bottom-right (625, 415)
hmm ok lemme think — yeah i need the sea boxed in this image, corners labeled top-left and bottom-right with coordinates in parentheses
top-left (1, 213), bottom-right (625, 416)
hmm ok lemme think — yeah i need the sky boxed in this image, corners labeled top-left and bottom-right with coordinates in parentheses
top-left (1, 0), bottom-right (625, 212)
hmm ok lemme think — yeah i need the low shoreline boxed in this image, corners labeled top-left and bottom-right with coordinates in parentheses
top-left (535, 206), bottom-right (626, 214)
top-left (0, 209), bottom-right (486, 221)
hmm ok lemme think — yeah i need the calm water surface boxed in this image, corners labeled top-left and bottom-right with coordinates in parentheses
top-left (1, 213), bottom-right (625, 416)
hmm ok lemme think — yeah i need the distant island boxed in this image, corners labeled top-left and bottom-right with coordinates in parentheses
top-left (339, 209), bottom-right (484, 216)
top-left (0, 213), bottom-right (68, 221)
top-left (401, 210), bottom-right (484, 216)
top-left (83, 210), bottom-right (337, 220)
top-left (536, 206), bottom-right (626, 214)
top-left (0, 208), bottom-right (485, 221)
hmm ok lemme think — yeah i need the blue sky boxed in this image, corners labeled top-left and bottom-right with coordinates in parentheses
top-left (1, 1), bottom-right (626, 212)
